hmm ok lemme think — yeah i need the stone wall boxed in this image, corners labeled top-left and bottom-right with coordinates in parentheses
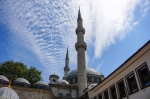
top-left (50, 85), bottom-right (78, 98)
top-left (0, 85), bottom-right (54, 99)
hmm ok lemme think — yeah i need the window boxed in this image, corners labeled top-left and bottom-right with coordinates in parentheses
top-left (118, 80), bottom-right (126, 98)
top-left (98, 94), bottom-right (102, 99)
top-left (52, 79), bottom-right (56, 84)
top-left (70, 78), bottom-right (73, 84)
top-left (110, 86), bottom-right (117, 99)
top-left (104, 90), bottom-right (109, 99)
top-left (88, 76), bottom-right (92, 82)
top-left (75, 77), bottom-right (78, 82)
top-left (136, 63), bottom-right (150, 88)
top-left (126, 73), bottom-right (138, 94)
top-left (94, 77), bottom-right (99, 83)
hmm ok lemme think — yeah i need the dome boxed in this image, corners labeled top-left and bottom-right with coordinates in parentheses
top-left (67, 67), bottom-right (100, 77)
top-left (0, 75), bottom-right (9, 82)
top-left (34, 81), bottom-right (49, 86)
top-left (14, 78), bottom-right (30, 85)
top-left (88, 83), bottom-right (97, 90)
top-left (0, 87), bottom-right (19, 99)
top-left (59, 80), bottom-right (69, 85)
top-left (49, 74), bottom-right (59, 78)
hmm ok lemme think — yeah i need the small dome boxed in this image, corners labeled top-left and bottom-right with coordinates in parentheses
top-left (0, 87), bottom-right (19, 99)
top-left (88, 83), bottom-right (97, 90)
top-left (0, 75), bottom-right (9, 82)
top-left (34, 81), bottom-right (49, 86)
top-left (67, 67), bottom-right (100, 77)
top-left (14, 78), bottom-right (30, 85)
top-left (50, 74), bottom-right (59, 78)
top-left (59, 80), bottom-right (69, 85)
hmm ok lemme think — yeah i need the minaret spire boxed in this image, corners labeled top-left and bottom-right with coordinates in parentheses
top-left (63, 49), bottom-right (70, 80)
top-left (66, 48), bottom-right (69, 59)
top-left (75, 8), bottom-right (87, 97)
top-left (78, 7), bottom-right (82, 20)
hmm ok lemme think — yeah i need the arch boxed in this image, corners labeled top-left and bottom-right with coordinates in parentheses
top-left (58, 93), bottom-right (63, 97)
top-left (66, 94), bottom-right (70, 98)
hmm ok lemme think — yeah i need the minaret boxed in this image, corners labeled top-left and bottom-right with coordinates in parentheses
top-left (75, 8), bottom-right (87, 97)
top-left (63, 49), bottom-right (70, 80)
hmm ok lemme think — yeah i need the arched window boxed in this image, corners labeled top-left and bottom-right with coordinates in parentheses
top-left (66, 94), bottom-right (70, 98)
top-left (58, 93), bottom-right (63, 97)
top-left (52, 79), bottom-right (56, 84)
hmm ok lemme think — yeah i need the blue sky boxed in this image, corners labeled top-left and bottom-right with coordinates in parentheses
top-left (0, 0), bottom-right (150, 83)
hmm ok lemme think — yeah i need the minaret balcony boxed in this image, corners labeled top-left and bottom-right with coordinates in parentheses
top-left (76, 27), bottom-right (85, 35)
top-left (75, 41), bottom-right (87, 50)
top-left (64, 67), bottom-right (70, 71)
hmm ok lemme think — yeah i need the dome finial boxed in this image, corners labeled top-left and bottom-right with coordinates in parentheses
top-left (8, 78), bottom-right (12, 88)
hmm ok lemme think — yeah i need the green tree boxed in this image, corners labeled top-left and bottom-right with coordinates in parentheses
top-left (0, 60), bottom-right (42, 85)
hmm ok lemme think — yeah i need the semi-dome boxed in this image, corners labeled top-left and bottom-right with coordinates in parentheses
top-left (0, 87), bottom-right (19, 99)
top-left (59, 80), bottom-right (69, 85)
top-left (34, 81), bottom-right (49, 86)
top-left (0, 75), bottom-right (9, 82)
top-left (14, 78), bottom-right (30, 85)
top-left (67, 67), bottom-right (100, 77)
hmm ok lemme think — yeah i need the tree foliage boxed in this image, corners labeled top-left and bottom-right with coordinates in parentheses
top-left (0, 60), bottom-right (42, 84)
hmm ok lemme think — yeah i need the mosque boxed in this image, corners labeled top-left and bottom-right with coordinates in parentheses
top-left (0, 9), bottom-right (150, 99)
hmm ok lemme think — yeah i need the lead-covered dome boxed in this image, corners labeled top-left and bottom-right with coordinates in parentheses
top-left (0, 75), bottom-right (9, 82)
top-left (59, 80), bottom-right (69, 85)
top-left (14, 78), bottom-right (30, 85)
top-left (0, 87), bottom-right (19, 99)
top-left (34, 81), bottom-right (48, 86)
top-left (67, 67), bottom-right (100, 77)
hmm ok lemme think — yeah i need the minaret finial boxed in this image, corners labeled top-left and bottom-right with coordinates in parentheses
top-left (66, 48), bottom-right (69, 59)
top-left (78, 7), bottom-right (82, 20)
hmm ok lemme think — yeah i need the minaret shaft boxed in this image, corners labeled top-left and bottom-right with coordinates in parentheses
top-left (76, 8), bottom-right (87, 97)
top-left (77, 32), bottom-right (84, 42)
top-left (63, 49), bottom-right (70, 80)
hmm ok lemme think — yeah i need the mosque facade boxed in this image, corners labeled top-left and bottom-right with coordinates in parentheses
top-left (0, 9), bottom-right (150, 99)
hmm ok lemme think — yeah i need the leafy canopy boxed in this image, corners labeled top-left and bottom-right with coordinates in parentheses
top-left (0, 60), bottom-right (42, 84)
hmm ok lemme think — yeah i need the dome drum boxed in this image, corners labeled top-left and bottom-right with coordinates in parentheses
top-left (67, 67), bottom-right (100, 77)
top-left (66, 67), bottom-right (101, 85)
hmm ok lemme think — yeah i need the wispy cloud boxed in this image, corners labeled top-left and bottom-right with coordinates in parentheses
top-left (140, 0), bottom-right (150, 17)
top-left (96, 61), bottom-right (104, 72)
top-left (0, 0), bottom-right (149, 82)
